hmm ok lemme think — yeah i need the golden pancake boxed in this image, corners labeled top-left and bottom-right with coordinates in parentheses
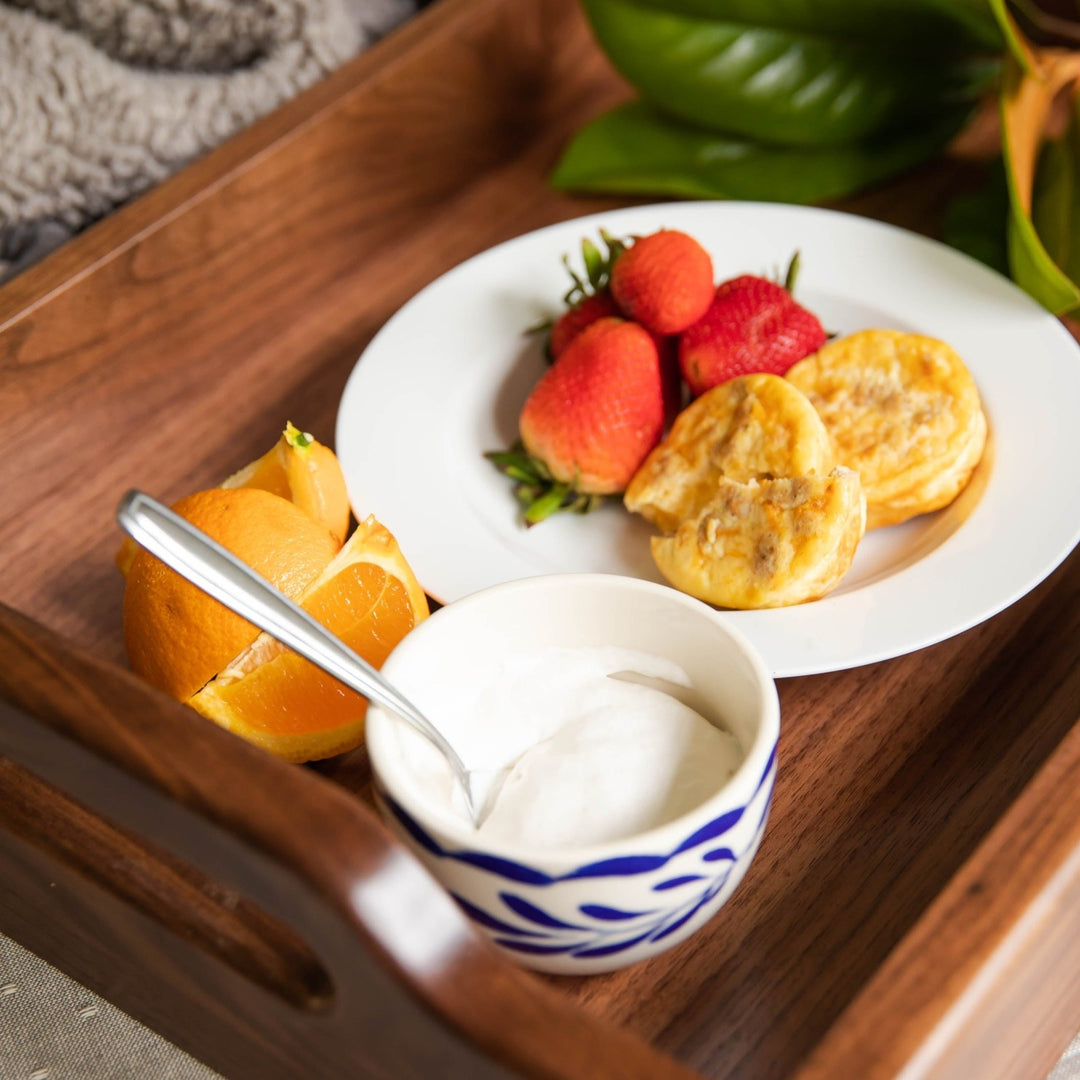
top-left (786, 330), bottom-right (986, 528)
top-left (650, 468), bottom-right (866, 609)
top-left (864, 407), bottom-right (988, 528)
top-left (625, 373), bottom-right (835, 533)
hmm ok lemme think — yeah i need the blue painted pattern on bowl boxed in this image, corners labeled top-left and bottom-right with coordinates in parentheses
top-left (376, 740), bottom-right (776, 974)
top-left (366, 573), bottom-right (781, 975)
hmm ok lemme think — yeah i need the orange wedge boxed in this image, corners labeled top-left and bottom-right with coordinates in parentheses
top-left (223, 422), bottom-right (351, 545)
top-left (116, 423), bottom-right (351, 574)
top-left (123, 488), bottom-right (340, 702)
top-left (189, 516), bottom-right (429, 762)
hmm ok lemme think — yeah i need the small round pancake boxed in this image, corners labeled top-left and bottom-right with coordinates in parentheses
top-left (650, 468), bottom-right (866, 609)
top-left (786, 330), bottom-right (986, 529)
top-left (865, 407), bottom-right (987, 528)
top-left (625, 373), bottom-right (835, 533)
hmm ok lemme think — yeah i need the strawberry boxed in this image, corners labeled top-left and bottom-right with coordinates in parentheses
top-left (487, 317), bottom-right (665, 524)
top-left (679, 253), bottom-right (827, 397)
top-left (551, 292), bottom-right (681, 418)
top-left (610, 229), bottom-right (714, 336)
top-left (550, 288), bottom-right (620, 358)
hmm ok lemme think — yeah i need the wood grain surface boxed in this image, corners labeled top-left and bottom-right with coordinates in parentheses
top-left (1, 0), bottom-right (1079, 1076)
top-left (794, 717), bottom-right (1080, 1080)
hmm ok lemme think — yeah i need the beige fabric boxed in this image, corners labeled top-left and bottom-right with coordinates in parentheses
top-left (1051, 1031), bottom-right (1080, 1080)
top-left (0, 0), bottom-right (414, 281)
top-left (0, 932), bottom-right (221, 1079)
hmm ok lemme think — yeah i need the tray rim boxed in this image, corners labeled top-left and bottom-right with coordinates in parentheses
top-left (1, 0), bottom-right (1079, 1075)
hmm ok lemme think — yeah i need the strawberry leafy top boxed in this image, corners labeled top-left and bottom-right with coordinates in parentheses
top-left (485, 442), bottom-right (602, 525)
top-left (562, 229), bottom-right (629, 305)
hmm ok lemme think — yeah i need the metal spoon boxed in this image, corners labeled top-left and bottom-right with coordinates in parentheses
top-left (116, 490), bottom-right (485, 825)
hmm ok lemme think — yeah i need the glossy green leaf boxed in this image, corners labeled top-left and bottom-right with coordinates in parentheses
top-left (580, 0), bottom-right (998, 146)
top-left (629, 0), bottom-right (1004, 51)
top-left (1005, 211), bottom-right (1080, 314)
top-left (1031, 98), bottom-right (1080, 285)
top-left (1000, 51), bottom-right (1080, 315)
top-left (581, 237), bottom-right (605, 288)
top-left (552, 102), bottom-right (970, 204)
top-left (984, 0), bottom-right (1034, 71)
top-left (934, 10), bottom-right (1078, 314)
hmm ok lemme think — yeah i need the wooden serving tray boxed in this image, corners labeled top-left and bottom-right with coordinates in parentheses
top-left (2, 0), bottom-right (1079, 1076)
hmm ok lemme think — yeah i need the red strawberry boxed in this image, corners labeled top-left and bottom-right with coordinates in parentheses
top-left (550, 288), bottom-right (620, 358)
top-left (679, 257), bottom-right (827, 397)
top-left (556, 308), bottom-right (681, 419)
top-left (611, 229), bottom-right (714, 336)
top-left (554, 294), bottom-right (681, 418)
top-left (487, 317), bottom-right (665, 524)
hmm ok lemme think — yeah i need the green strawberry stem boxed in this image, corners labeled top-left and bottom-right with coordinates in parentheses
top-left (561, 255), bottom-right (590, 304)
top-left (524, 482), bottom-right (572, 525)
top-left (561, 230), bottom-right (629, 304)
top-left (485, 445), bottom-right (551, 482)
top-left (784, 250), bottom-right (802, 294)
top-left (484, 442), bottom-right (605, 526)
top-left (581, 238), bottom-right (605, 289)
top-left (503, 464), bottom-right (543, 485)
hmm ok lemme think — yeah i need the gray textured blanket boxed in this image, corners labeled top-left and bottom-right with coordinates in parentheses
top-left (0, 0), bottom-right (415, 283)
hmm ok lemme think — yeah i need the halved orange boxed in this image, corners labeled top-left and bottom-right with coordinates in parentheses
top-left (123, 488), bottom-right (340, 702)
top-left (189, 516), bottom-right (429, 762)
top-left (116, 423), bottom-right (350, 574)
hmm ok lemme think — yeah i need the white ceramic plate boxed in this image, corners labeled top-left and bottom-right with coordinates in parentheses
top-left (336, 203), bottom-right (1080, 677)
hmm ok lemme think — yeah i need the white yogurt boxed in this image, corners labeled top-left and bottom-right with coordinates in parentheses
top-left (392, 645), bottom-right (744, 850)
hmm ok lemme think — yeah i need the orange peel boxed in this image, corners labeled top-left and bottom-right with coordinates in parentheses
top-left (116, 422), bottom-right (351, 574)
top-left (123, 488), bottom-right (339, 702)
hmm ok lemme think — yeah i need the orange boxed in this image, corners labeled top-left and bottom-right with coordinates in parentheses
top-left (123, 488), bottom-right (339, 702)
top-left (222, 422), bottom-right (351, 545)
top-left (189, 516), bottom-right (429, 762)
top-left (116, 423), bottom-right (350, 574)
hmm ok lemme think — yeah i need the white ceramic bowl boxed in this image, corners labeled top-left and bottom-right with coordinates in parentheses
top-left (366, 574), bottom-right (780, 975)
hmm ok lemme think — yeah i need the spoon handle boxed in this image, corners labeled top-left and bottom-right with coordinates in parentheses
top-left (116, 491), bottom-right (468, 779)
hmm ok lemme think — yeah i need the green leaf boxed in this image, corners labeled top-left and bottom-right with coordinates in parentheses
top-left (1005, 210), bottom-right (1080, 315)
top-left (629, 0), bottom-right (1004, 51)
top-left (560, 254), bottom-right (587, 303)
top-left (524, 483), bottom-right (572, 525)
top-left (984, 0), bottom-right (1033, 71)
top-left (485, 445), bottom-right (545, 484)
top-left (999, 51), bottom-right (1080, 315)
top-left (942, 159), bottom-right (1011, 275)
top-left (599, 228), bottom-right (628, 263)
top-left (927, 0), bottom-right (1013, 51)
top-left (581, 237), bottom-right (605, 288)
top-left (1031, 98), bottom-right (1080, 285)
top-left (552, 101), bottom-right (971, 204)
top-left (580, 0), bottom-right (997, 146)
top-left (783, 250), bottom-right (801, 293)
